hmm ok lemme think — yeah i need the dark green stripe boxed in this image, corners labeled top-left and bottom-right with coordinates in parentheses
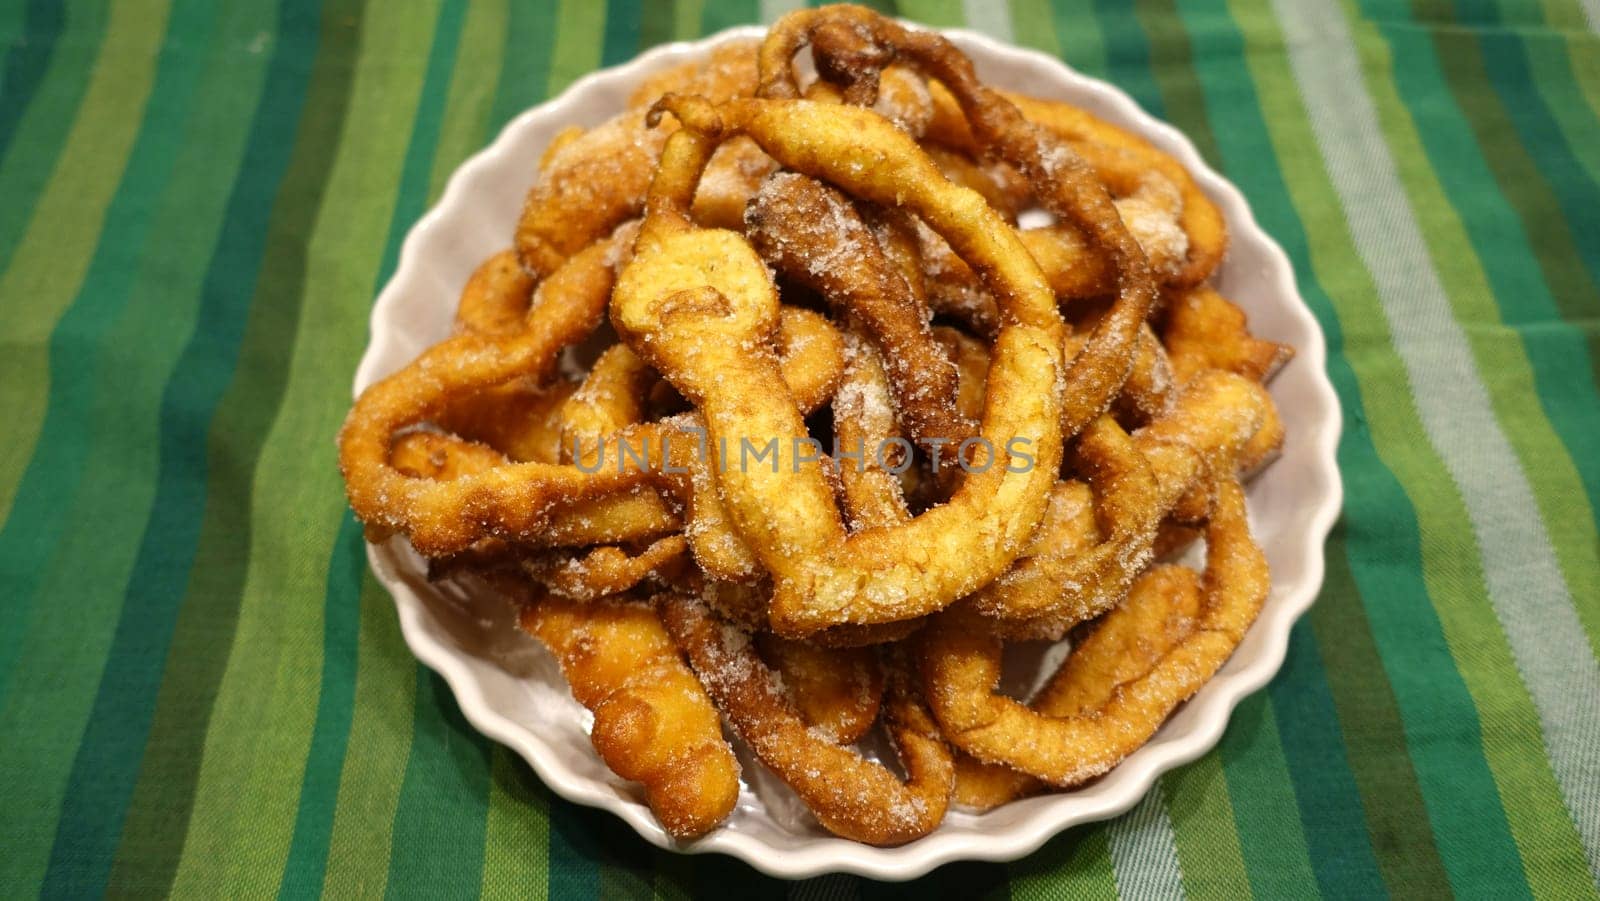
top-left (1266, 622), bottom-right (1389, 896)
top-left (543, 799), bottom-right (658, 899)
top-left (278, 0), bottom-right (468, 888)
top-left (1189, 0), bottom-right (1532, 891)
top-left (548, 802), bottom-right (603, 900)
top-left (373, 0), bottom-right (468, 299)
top-left (1309, 539), bottom-right (1454, 895)
top-left (0, 0), bottom-right (90, 274)
top-left (384, 670), bottom-right (492, 898)
top-left (640, 0), bottom-right (676, 49)
top-left (827, 0), bottom-right (899, 17)
top-left (103, 1), bottom-right (364, 893)
top-left (595, 817), bottom-right (653, 895)
top-left (276, 517), bottom-right (367, 899)
top-left (1132, 0), bottom-right (1223, 166)
top-left (487, 1), bottom-right (558, 134)
top-left (0, 0), bottom-right (64, 174)
top-left (687, 850), bottom-right (785, 899)
top-left (1510, 26), bottom-right (1600, 191)
top-left (604, 0), bottom-right (644, 65)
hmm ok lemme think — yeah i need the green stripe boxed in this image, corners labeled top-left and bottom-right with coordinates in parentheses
top-left (164, 0), bottom-right (440, 891)
top-left (0, 5), bottom-right (175, 896)
top-left (549, 0), bottom-right (607, 97)
top-left (1450, 7), bottom-right (1600, 307)
top-left (0, 0), bottom-right (67, 192)
top-left (426, 0), bottom-right (508, 203)
top-left (0, 0), bottom-right (99, 278)
top-left (1310, 540), bottom-right (1454, 895)
top-left (276, 518), bottom-right (369, 899)
top-left (1162, 754), bottom-right (1253, 899)
top-left (318, 572), bottom-right (419, 897)
top-left (30, 2), bottom-right (282, 896)
top-left (385, 671), bottom-right (493, 898)
top-left (1006, 0), bottom-right (1063, 57)
top-left (605, 0), bottom-right (645, 65)
top-left (0, 0), bottom-right (145, 529)
top-left (701, 0), bottom-right (759, 30)
top-left (1489, 13), bottom-right (1600, 190)
top-left (1241, 0), bottom-right (1593, 889)
top-left (653, 850), bottom-right (694, 901)
top-left (479, 748), bottom-right (552, 900)
top-left (0, 0), bottom-right (23, 82)
top-left (640, 0), bottom-right (676, 48)
top-left (1565, 32), bottom-right (1600, 125)
top-left (1090, 0), bottom-right (1163, 115)
top-left (1352, 0), bottom-right (1600, 668)
top-left (1399, 7), bottom-right (1600, 384)
top-left (684, 852), bottom-right (784, 899)
top-left (1337, 3), bottom-right (1600, 883)
top-left (675, 0), bottom-right (705, 41)
top-left (839, 0), bottom-right (901, 19)
top-left (1132, 0), bottom-right (1223, 166)
top-left (1266, 622), bottom-right (1389, 896)
top-left (1235, 0), bottom-right (1600, 889)
top-left (1198, 0), bottom-right (1535, 891)
top-left (548, 803), bottom-right (602, 898)
top-left (897, 0), bottom-right (966, 27)
top-left (373, 0), bottom-right (468, 300)
top-left (101, 2), bottom-right (363, 894)
top-left (1043, 0), bottom-right (1108, 79)
top-left (597, 814), bottom-right (656, 900)
top-left (1532, 0), bottom-right (1592, 27)
top-left (0, 0), bottom-right (182, 702)
top-left (487, 1), bottom-right (557, 134)
top-left (1413, 4), bottom-right (1600, 654)
top-left (1217, 696), bottom-right (1320, 896)
top-left (1007, 823), bottom-right (1119, 900)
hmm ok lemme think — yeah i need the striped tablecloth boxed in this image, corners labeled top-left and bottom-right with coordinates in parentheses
top-left (3, 0), bottom-right (1598, 897)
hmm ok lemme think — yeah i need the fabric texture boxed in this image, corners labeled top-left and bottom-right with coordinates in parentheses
top-left (2, 0), bottom-right (1598, 896)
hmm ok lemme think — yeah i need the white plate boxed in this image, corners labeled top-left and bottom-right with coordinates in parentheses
top-left (352, 24), bottom-right (1343, 881)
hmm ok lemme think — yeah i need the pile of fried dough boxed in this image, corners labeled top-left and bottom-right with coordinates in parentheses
top-left (338, 5), bottom-right (1291, 844)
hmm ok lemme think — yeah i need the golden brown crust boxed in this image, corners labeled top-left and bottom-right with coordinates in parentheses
top-left (661, 592), bottom-right (951, 845)
top-left (521, 590), bottom-right (740, 838)
top-left (921, 477), bottom-right (1268, 787)
top-left (757, 634), bottom-right (884, 744)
